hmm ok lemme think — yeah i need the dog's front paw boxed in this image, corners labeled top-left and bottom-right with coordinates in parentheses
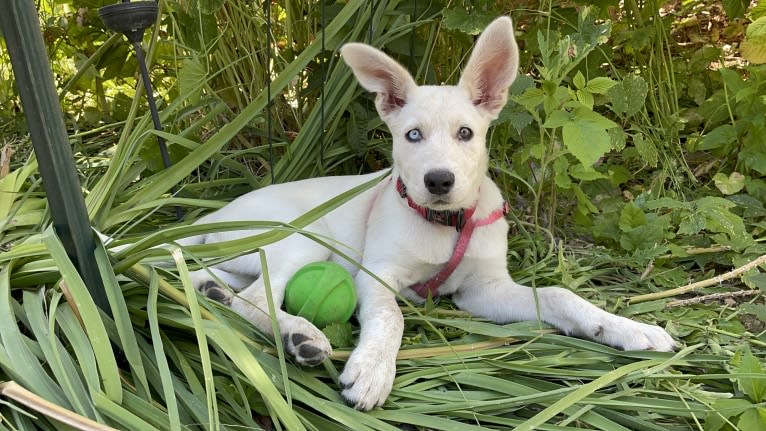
top-left (282, 322), bottom-right (332, 366)
top-left (600, 317), bottom-right (676, 352)
top-left (339, 348), bottom-right (396, 411)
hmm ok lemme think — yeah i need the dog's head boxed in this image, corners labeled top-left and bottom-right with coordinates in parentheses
top-left (341, 16), bottom-right (518, 210)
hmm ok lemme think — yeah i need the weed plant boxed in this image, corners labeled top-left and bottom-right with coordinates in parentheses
top-left (0, 1), bottom-right (765, 430)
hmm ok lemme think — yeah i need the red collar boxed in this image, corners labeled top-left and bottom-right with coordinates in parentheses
top-left (395, 177), bottom-right (509, 298)
top-left (396, 177), bottom-right (473, 231)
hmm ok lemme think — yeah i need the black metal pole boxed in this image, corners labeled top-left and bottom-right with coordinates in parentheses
top-left (132, 40), bottom-right (183, 219)
top-left (99, 1), bottom-right (182, 219)
top-left (0, 0), bottom-right (110, 312)
top-left (133, 41), bottom-right (173, 173)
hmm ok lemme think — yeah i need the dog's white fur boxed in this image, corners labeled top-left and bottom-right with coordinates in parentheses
top-left (148, 17), bottom-right (674, 411)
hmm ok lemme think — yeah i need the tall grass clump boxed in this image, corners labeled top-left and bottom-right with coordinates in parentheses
top-left (0, 1), bottom-right (764, 430)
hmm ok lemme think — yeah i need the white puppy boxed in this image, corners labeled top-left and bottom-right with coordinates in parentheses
top-left (158, 16), bottom-right (674, 411)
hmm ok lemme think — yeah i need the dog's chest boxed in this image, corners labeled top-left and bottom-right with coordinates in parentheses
top-left (373, 215), bottom-right (504, 273)
top-left (363, 179), bottom-right (508, 290)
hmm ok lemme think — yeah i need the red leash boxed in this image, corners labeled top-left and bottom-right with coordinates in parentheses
top-left (396, 177), bottom-right (509, 298)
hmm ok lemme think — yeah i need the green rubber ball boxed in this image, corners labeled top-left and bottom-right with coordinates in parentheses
top-left (284, 262), bottom-right (357, 328)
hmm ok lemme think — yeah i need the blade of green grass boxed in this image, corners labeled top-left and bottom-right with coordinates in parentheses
top-left (20, 290), bottom-right (100, 421)
top-left (0, 266), bottom-right (71, 410)
top-left (42, 226), bottom-right (122, 404)
top-left (146, 269), bottom-right (182, 431)
top-left (514, 358), bottom-right (667, 431)
top-left (171, 248), bottom-right (219, 430)
top-left (94, 238), bottom-right (151, 400)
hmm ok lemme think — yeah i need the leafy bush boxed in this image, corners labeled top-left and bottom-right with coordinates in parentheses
top-left (0, 1), bottom-right (765, 430)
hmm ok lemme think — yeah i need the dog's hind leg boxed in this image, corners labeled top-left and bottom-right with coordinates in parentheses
top-left (229, 266), bottom-right (333, 366)
top-left (191, 267), bottom-right (256, 305)
top-left (453, 263), bottom-right (676, 352)
top-left (202, 237), bottom-right (335, 366)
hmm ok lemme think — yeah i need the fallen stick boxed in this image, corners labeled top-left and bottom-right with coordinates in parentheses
top-left (630, 254), bottom-right (766, 304)
top-left (0, 381), bottom-right (117, 430)
top-left (666, 289), bottom-right (760, 308)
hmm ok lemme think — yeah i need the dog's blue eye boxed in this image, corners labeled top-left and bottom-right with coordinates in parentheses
top-left (458, 127), bottom-right (473, 141)
top-left (405, 129), bottom-right (422, 143)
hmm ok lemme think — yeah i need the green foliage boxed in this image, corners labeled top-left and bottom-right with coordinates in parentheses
top-left (741, 16), bottom-right (766, 63)
top-left (1, 0), bottom-right (766, 429)
top-left (706, 346), bottom-right (766, 431)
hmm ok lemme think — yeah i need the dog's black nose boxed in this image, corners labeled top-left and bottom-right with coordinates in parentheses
top-left (424, 170), bottom-right (455, 195)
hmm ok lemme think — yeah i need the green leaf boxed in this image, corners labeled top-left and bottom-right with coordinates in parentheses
top-left (688, 79), bottom-right (707, 104)
top-left (43, 227), bottom-right (122, 403)
top-left (743, 273), bottom-right (766, 292)
top-left (719, 68), bottom-right (746, 94)
top-left (619, 203), bottom-right (646, 231)
top-left (607, 74), bottom-right (648, 117)
top-left (94, 239), bottom-right (150, 400)
top-left (198, 0), bottom-right (225, 14)
top-left (573, 71), bottom-right (586, 90)
top-left (144, 271), bottom-right (182, 430)
top-left (542, 109), bottom-right (571, 128)
top-left (747, 16), bottom-right (766, 37)
top-left (576, 89), bottom-right (594, 109)
top-left (572, 107), bottom-right (619, 129)
top-left (569, 163), bottom-right (607, 181)
top-left (752, 1), bottom-right (766, 20)
top-left (700, 124), bottom-right (738, 150)
top-left (178, 57), bottom-right (207, 105)
top-left (713, 172), bottom-right (746, 195)
top-left (608, 165), bottom-right (630, 185)
top-left (741, 35), bottom-right (766, 64)
top-left (696, 196), bottom-right (747, 239)
top-left (562, 121), bottom-right (611, 167)
top-left (513, 87), bottom-right (545, 111)
top-left (739, 132), bottom-right (766, 174)
top-left (696, 196), bottom-right (737, 211)
top-left (742, 303), bottom-right (766, 320)
top-left (322, 322), bottom-right (354, 348)
top-left (507, 112), bottom-right (534, 133)
top-left (723, 0), bottom-right (749, 18)
top-left (678, 213), bottom-right (706, 236)
top-left (554, 157), bottom-right (572, 189)
top-left (111, 92), bottom-right (133, 122)
top-left (175, 8), bottom-right (219, 53)
top-left (100, 43), bottom-right (130, 81)
top-left (645, 197), bottom-right (688, 210)
top-left (609, 128), bottom-right (627, 151)
top-left (619, 217), bottom-right (669, 251)
top-left (573, 184), bottom-right (599, 214)
top-left (585, 77), bottom-right (617, 94)
top-left (706, 398), bottom-right (754, 431)
top-left (441, 9), bottom-right (497, 35)
top-left (733, 345), bottom-right (766, 402)
top-left (633, 134), bottom-right (658, 167)
top-left (738, 407), bottom-right (766, 431)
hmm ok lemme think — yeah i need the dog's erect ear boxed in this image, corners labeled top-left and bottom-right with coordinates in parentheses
top-left (341, 43), bottom-right (418, 116)
top-left (458, 16), bottom-right (519, 119)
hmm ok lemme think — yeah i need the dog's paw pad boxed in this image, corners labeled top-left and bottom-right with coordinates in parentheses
top-left (283, 331), bottom-right (331, 366)
top-left (291, 333), bottom-right (309, 345)
top-left (199, 281), bottom-right (233, 305)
